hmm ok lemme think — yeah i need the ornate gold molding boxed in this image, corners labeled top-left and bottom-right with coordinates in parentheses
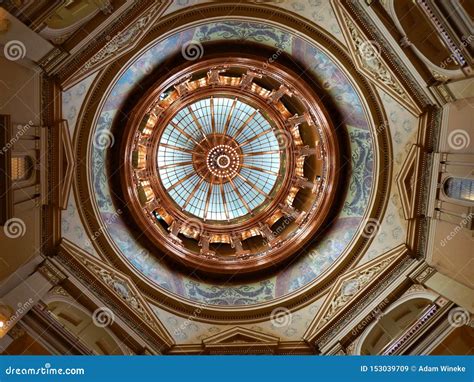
top-left (61, 1), bottom-right (170, 88)
top-left (333, 2), bottom-right (423, 116)
top-left (37, 259), bottom-right (67, 285)
top-left (168, 339), bottom-right (313, 355)
top-left (49, 285), bottom-right (70, 298)
top-left (38, 48), bottom-right (69, 74)
top-left (410, 262), bottom-right (437, 284)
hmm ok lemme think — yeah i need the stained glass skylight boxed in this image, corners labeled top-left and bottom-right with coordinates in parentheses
top-left (157, 96), bottom-right (281, 221)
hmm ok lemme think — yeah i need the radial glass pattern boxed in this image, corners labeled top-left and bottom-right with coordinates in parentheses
top-left (157, 97), bottom-right (281, 221)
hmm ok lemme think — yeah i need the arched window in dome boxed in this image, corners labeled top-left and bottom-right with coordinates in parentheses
top-left (444, 177), bottom-right (474, 203)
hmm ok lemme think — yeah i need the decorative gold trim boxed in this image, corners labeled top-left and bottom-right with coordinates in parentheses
top-left (37, 259), bottom-right (67, 286)
top-left (168, 339), bottom-right (313, 355)
top-left (69, 2), bottom-right (169, 87)
top-left (333, 2), bottom-right (423, 116)
top-left (410, 262), bottom-right (437, 284)
top-left (54, 1), bottom-right (171, 89)
top-left (49, 285), bottom-right (70, 298)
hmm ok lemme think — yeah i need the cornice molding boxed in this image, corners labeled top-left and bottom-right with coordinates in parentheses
top-left (65, 1), bottom-right (169, 88)
top-left (38, 48), bottom-right (69, 74)
top-left (53, 1), bottom-right (170, 89)
top-left (168, 339), bottom-right (313, 355)
top-left (167, 327), bottom-right (314, 355)
top-left (40, 75), bottom-right (62, 255)
top-left (37, 259), bottom-right (68, 286)
top-left (409, 262), bottom-right (437, 285)
top-left (339, 0), bottom-right (433, 111)
top-left (202, 326), bottom-right (280, 354)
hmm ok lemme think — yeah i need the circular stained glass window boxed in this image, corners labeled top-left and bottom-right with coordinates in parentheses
top-left (157, 97), bottom-right (281, 221)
